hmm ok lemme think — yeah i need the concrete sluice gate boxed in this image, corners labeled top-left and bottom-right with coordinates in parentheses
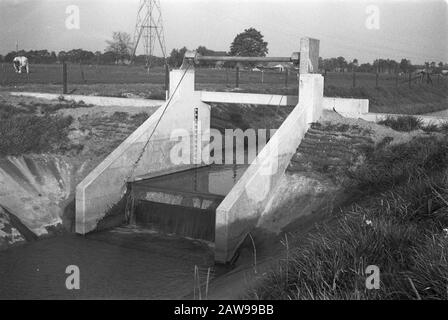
top-left (75, 37), bottom-right (370, 263)
top-left (131, 165), bottom-right (248, 242)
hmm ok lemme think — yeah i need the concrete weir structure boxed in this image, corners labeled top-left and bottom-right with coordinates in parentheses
top-left (75, 37), bottom-right (370, 263)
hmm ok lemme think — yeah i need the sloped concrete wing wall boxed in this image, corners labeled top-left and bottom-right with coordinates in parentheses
top-left (214, 74), bottom-right (324, 263)
top-left (75, 69), bottom-right (210, 234)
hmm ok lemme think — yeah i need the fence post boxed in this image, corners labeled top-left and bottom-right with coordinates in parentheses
top-left (261, 70), bottom-right (264, 84)
top-left (79, 62), bottom-right (85, 83)
top-left (164, 64), bottom-right (170, 99)
top-left (284, 68), bottom-right (288, 88)
top-left (235, 66), bottom-right (240, 88)
top-left (62, 62), bottom-right (68, 94)
top-left (225, 68), bottom-right (229, 87)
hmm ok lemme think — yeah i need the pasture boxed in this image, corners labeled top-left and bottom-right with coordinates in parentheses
top-left (0, 62), bottom-right (447, 115)
top-left (3, 62), bottom-right (444, 89)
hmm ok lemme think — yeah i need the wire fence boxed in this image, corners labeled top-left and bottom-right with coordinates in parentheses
top-left (1, 62), bottom-right (446, 95)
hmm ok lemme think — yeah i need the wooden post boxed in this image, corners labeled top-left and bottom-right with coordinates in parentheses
top-left (80, 62), bottom-right (85, 83)
top-left (235, 66), bottom-right (240, 88)
top-left (164, 64), bottom-right (170, 98)
top-left (62, 62), bottom-right (68, 94)
top-left (261, 70), bottom-right (264, 84)
top-left (284, 68), bottom-right (288, 88)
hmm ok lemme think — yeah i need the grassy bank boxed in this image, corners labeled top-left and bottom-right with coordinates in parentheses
top-left (0, 98), bottom-right (150, 157)
top-left (250, 131), bottom-right (448, 300)
top-left (0, 101), bottom-right (75, 156)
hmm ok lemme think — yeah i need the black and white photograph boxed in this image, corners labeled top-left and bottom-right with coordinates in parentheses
top-left (0, 0), bottom-right (447, 306)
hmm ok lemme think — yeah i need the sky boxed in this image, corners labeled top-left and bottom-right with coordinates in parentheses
top-left (0, 0), bottom-right (446, 64)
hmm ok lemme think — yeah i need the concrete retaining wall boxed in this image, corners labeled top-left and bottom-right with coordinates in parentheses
top-left (201, 91), bottom-right (298, 107)
top-left (214, 74), bottom-right (324, 263)
top-left (323, 97), bottom-right (369, 117)
top-left (75, 69), bottom-right (210, 234)
top-left (10, 92), bottom-right (164, 108)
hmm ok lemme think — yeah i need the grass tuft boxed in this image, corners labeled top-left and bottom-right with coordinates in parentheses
top-left (377, 115), bottom-right (423, 132)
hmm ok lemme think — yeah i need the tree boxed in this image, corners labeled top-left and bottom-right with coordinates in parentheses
top-left (400, 58), bottom-right (412, 73)
top-left (105, 32), bottom-right (133, 64)
top-left (336, 56), bottom-right (347, 72)
top-left (229, 28), bottom-right (268, 58)
top-left (168, 47), bottom-right (188, 68)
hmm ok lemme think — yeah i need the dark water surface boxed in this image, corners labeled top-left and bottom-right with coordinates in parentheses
top-left (0, 226), bottom-right (214, 299)
top-left (0, 162), bottom-right (254, 299)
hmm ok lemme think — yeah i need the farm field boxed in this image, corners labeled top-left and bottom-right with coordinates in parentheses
top-left (1, 62), bottom-right (447, 115)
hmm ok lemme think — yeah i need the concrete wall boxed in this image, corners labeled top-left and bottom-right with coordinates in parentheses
top-left (201, 91), bottom-right (298, 107)
top-left (10, 92), bottom-right (164, 108)
top-left (75, 69), bottom-right (210, 234)
top-left (214, 74), bottom-right (324, 263)
top-left (323, 97), bottom-right (369, 117)
top-left (299, 38), bottom-right (320, 74)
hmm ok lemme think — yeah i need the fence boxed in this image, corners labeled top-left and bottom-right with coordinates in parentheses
top-left (1, 62), bottom-right (446, 96)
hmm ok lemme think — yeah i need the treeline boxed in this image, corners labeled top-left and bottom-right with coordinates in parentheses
top-left (167, 46), bottom-right (227, 68)
top-left (319, 57), bottom-right (447, 73)
top-left (1, 48), bottom-right (446, 73)
top-left (0, 49), bottom-right (166, 66)
top-left (0, 47), bottom-right (222, 67)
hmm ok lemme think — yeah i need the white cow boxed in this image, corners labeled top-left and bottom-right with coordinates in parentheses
top-left (13, 56), bottom-right (29, 74)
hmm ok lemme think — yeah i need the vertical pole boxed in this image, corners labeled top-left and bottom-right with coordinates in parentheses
top-left (261, 70), bottom-right (264, 84)
top-left (62, 62), bottom-right (68, 94)
top-left (235, 66), bottom-right (240, 88)
top-left (284, 68), bottom-right (288, 88)
top-left (164, 64), bottom-right (169, 98)
top-left (80, 62), bottom-right (85, 83)
top-left (225, 68), bottom-right (229, 87)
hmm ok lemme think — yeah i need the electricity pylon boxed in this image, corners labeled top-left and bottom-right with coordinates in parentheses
top-left (131, 0), bottom-right (167, 68)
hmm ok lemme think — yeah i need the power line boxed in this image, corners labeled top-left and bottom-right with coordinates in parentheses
top-left (132, 0), bottom-right (167, 68)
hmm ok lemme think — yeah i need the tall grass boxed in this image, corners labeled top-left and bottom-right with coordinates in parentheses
top-left (250, 135), bottom-right (448, 300)
top-left (0, 103), bottom-right (73, 155)
top-left (377, 116), bottom-right (423, 132)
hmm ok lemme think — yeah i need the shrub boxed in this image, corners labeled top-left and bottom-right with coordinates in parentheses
top-left (0, 114), bottom-right (73, 155)
top-left (377, 116), bottom-right (423, 132)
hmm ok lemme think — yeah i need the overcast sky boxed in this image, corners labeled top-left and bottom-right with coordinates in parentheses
top-left (0, 0), bottom-right (446, 64)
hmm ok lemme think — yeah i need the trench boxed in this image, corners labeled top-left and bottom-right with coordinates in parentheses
top-left (0, 151), bottom-right (255, 299)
